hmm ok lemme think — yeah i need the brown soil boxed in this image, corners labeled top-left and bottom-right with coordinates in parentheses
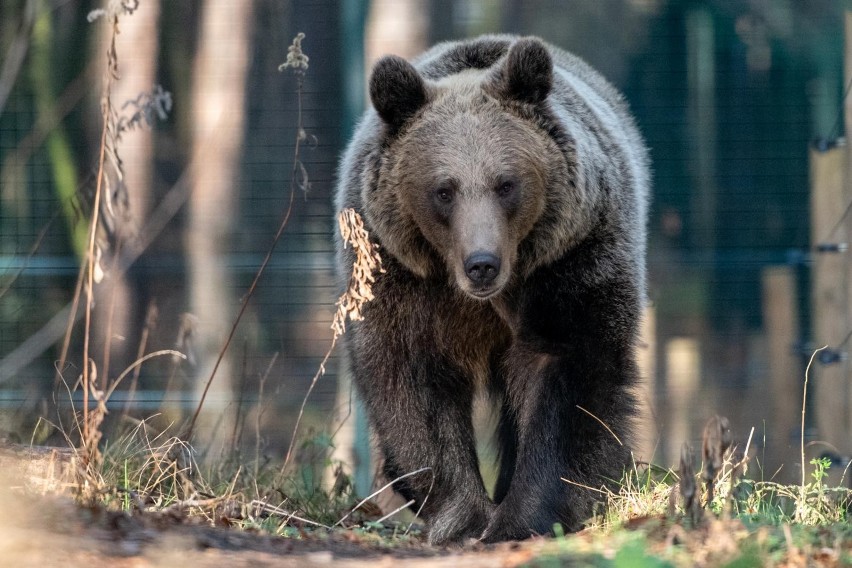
top-left (0, 490), bottom-right (547, 568)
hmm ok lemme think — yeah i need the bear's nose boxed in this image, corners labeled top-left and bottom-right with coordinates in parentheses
top-left (464, 253), bottom-right (501, 286)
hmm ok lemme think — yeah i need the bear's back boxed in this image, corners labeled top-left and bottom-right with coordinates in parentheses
top-left (412, 35), bottom-right (629, 124)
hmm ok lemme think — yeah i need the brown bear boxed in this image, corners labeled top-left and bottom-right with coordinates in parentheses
top-left (335, 35), bottom-right (649, 544)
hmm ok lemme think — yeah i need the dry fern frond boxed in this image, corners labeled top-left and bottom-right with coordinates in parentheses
top-left (282, 208), bottom-right (383, 471)
top-left (332, 208), bottom-right (384, 338)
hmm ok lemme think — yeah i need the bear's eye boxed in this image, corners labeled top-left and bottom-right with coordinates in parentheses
top-left (435, 187), bottom-right (453, 203)
top-left (496, 180), bottom-right (515, 197)
top-left (431, 185), bottom-right (454, 223)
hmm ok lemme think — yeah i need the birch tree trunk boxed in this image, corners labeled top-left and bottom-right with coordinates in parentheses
top-left (330, 0), bottom-right (429, 499)
top-left (95, 0), bottom-right (161, 386)
top-left (187, 0), bottom-right (254, 456)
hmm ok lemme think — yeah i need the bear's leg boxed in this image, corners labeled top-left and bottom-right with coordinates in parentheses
top-left (349, 341), bottom-right (494, 545)
top-left (482, 345), bottom-right (635, 542)
top-left (482, 263), bottom-right (639, 542)
top-left (492, 397), bottom-right (518, 504)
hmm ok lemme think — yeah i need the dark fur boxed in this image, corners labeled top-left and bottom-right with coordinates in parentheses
top-left (370, 55), bottom-right (428, 131)
top-left (335, 35), bottom-right (649, 545)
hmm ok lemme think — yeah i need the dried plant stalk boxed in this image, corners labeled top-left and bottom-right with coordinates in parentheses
top-left (282, 208), bottom-right (382, 471)
top-left (188, 33), bottom-right (308, 440)
top-left (332, 208), bottom-right (384, 337)
top-left (702, 414), bottom-right (732, 506)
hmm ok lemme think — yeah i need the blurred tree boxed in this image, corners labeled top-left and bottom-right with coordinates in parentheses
top-left (30, 0), bottom-right (84, 257)
top-left (428, 0), bottom-right (457, 43)
top-left (94, 0), bottom-right (161, 386)
top-left (500, 0), bottom-right (523, 34)
top-left (187, 0), bottom-right (254, 456)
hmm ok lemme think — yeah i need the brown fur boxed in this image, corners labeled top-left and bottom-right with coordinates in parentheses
top-left (335, 35), bottom-right (649, 544)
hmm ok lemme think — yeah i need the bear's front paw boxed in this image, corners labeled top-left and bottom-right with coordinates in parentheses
top-left (479, 521), bottom-right (533, 544)
top-left (480, 504), bottom-right (562, 543)
top-left (427, 498), bottom-right (494, 546)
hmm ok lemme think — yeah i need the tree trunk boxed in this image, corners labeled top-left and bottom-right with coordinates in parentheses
top-left (186, 0), bottom-right (254, 457)
top-left (95, 0), bottom-right (161, 388)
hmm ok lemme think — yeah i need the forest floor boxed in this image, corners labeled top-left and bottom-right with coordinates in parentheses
top-left (0, 488), bottom-right (560, 567)
top-left (3, 486), bottom-right (850, 568)
top-left (2, 425), bottom-right (850, 568)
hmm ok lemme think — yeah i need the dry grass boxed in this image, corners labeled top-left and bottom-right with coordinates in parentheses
top-left (22, 19), bottom-right (393, 536)
top-left (51, 197), bottom-right (389, 536)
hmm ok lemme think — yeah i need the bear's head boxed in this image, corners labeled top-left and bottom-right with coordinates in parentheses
top-left (366, 38), bottom-right (571, 300)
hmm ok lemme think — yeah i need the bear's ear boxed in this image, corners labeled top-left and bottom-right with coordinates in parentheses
top-left (369, 55), bottom-right (429, 130)
top-left (493, 38), bottom-right (552, 105)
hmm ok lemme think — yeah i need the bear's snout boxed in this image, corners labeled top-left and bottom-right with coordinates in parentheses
top-left (463, 252), bottom-right (501, 287)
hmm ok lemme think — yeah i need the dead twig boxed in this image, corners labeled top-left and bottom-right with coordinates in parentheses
top-left (281, 208), bottom-right (383, 472)
top-left (188, 33), bottom-right (310, 441)
top-left (576, 404), bottom-right (623, 446)
top-left (702, 415), bottom-right (732, 506)
top-left (334, 466), bottom-right (434, 529)
top-left (679, 442), bottom-right (701, 527)
top-left (798, 347), bottom-right (825, 523)
top-left (121, 301), bottom-right (158, 419)
top-left (249, 499), bottom-right (331, 529)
